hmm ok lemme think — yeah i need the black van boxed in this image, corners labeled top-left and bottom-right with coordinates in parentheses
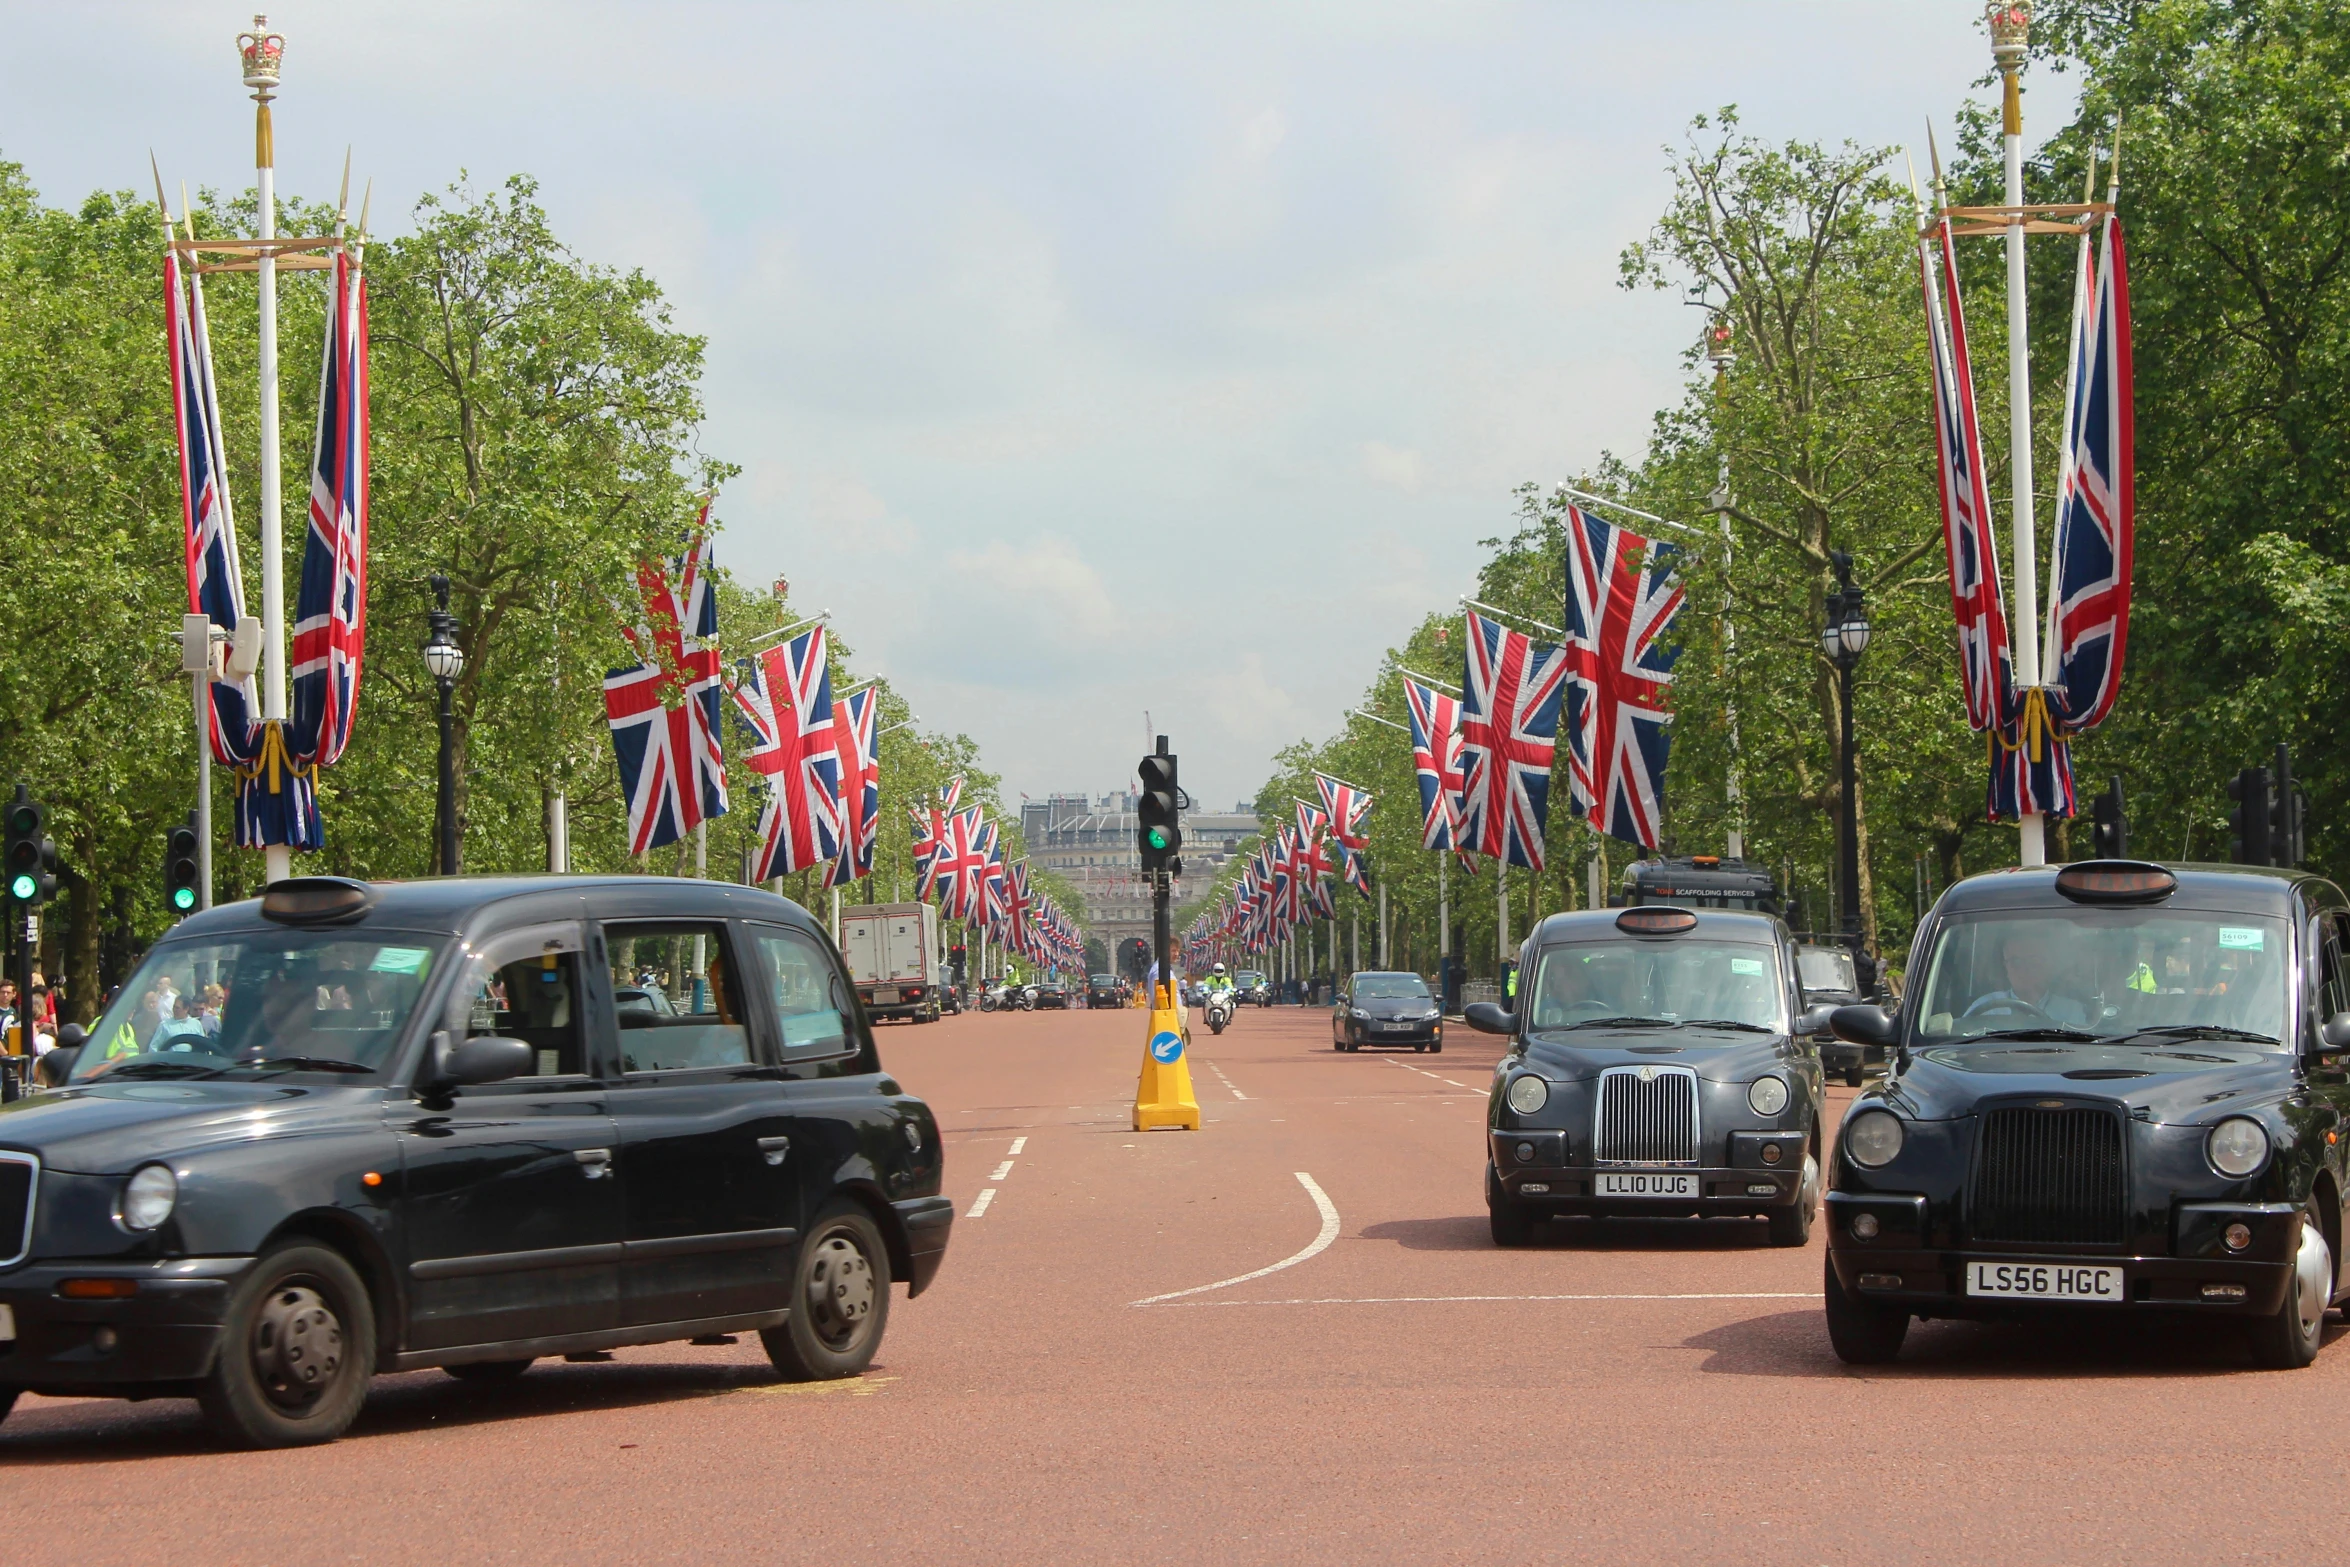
top-left (0, 875), bottom-right (952, 1447)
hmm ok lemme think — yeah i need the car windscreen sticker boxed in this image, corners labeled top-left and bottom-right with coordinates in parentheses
top-left (2218, 927), bottom-right (2265, 950)
top-left (1730, 957), bottom-right (1766, 976)
top-left (369, 946), bottom-right (432, 974)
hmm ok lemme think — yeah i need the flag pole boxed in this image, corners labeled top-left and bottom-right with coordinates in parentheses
top-left (239, 17), bottom-right (293, 887)
top-left (1991, 3), bottom-right (2046, 868)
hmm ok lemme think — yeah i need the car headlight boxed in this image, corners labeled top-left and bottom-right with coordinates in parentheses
top-left (1747, 1076), bottom-right (1789, 1117)
top-left (121, 1163), bottom-right (178, 1231)
top-left (1506, 1075), bottom-right (1549, 1115)
top-left (2207, 1117), bottom-right (2270, 1178)
top-left (1843, 1110), bottom-right (1904, 1169)
top-left (1352, 1009), bottom-right (1369, 1020)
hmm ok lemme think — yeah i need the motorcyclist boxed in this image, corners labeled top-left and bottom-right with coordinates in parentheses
top-left (1205, 964), bottom-right (1234, 999)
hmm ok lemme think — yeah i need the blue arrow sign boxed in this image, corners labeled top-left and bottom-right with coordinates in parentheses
top-left (1149, 1030), bottom-right (1185, 1064)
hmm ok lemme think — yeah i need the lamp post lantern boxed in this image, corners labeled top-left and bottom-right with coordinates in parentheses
top-left (425, 575), bottom-right (465, 876)
top-left (1819, 551), bottom-right (1871, 945)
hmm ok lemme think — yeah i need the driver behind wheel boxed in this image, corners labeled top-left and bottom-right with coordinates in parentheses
top-left (1962, 933), bottom-right (2090, 1027)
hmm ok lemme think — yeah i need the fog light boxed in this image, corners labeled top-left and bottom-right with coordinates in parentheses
top-left (59, 1278), bottom-right (139, 1300)
top-left (91, 1326), bottom-right (117, 1353)
top-left (2201, 1283), bottom-right (2248, 1301)
top-left (1520, 1183), bottom-right (1550, 1194)
top-left (2224, 1222), bottom-right (2252, 1251)
top-left (1747, 1183), bottom-right (1777, 1196)
top-left (1858, 1272), bottom-right (1902, 1290)
top-left (1760, 1142), bottom-right (1784, 1166)
top-left (1850, 1212), bottom-right (1882, 1241)
top-left (1515, 1141), bottom-right (1536, 1164)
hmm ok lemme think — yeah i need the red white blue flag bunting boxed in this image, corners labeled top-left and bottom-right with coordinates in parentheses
top-left (1402, 677), bottom-right (1471, 863)
top-left (736, 626), bottom-right (842, 880)
top-left (1562, 511), bottom-right (1681, 851)
top-left (1460, 610), bottom-right (1570, 870)
top-left (2049, 211), bottom-right (2135, 736)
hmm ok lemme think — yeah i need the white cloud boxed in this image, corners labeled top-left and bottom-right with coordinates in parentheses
top-left (1362, 441), bottom-right (1424, 493)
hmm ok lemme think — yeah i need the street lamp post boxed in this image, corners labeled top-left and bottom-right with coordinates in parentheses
top-left (424, 574), bottom-right (465, 876)
top-left (1819, 551), bottom-right (1871, 946)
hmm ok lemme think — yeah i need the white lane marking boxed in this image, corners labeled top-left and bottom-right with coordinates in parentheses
top-left (1163, 1292), bottom-right (1815, 1307)
top-left (1388, 1059), bottom-right (1472, 1091)
top-left (1132, 1173), bottom-right (1341, 1306)
top-left (1204, 1061), bottom-right (1249, 1100)
top-left (990, 1160), bottom-right (1015, 1180)
top-left (967, 1188), bottom-right (997, 1218)
top-left (1008, 1136), bottom-right (1028, 1155)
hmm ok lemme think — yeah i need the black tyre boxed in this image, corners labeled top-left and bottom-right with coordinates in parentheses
top-left (2247, 1203), bottom-right (2331, 1370)
top-left (198, 1241), bottom-right (376, 1448)
top-left (0, 1388), bottom-right (17, 1428)
top-left (1486, 1162), bottom-right (1535, 1247)
top-left (1844, 1067), bottom-right (1864, 1089)
top-left (1822, 1253), bottom-right (1908, 1365)
top-left (1430, 1042), bottom-right (1442, 1053)
top-left (444, 1358), bottom-right (535, 1384)
top-left (1767, 1197), bottom-right (1813, 1248)
top-left (761, 1202), bottom-right (892, 1382)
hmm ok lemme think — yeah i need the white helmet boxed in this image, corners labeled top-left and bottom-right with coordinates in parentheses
top-left (1211, 963), bottom-right (1227, 976)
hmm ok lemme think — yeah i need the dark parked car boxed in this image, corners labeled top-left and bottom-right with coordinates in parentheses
top-left (1470, 906), bottom-right (1831, 1248)
top-left (1797, 943), bottom-right (1876, 1086)
top-left (1087, 973), bottom-right (1121, 1008)
top-left (1233, 970), bottom-right (1272, 1007)
top-left (1332, 971), bottom-right (1445, 1052)
top-left (1032, 981), bottom-right (1070, 1010)
top-left (0, 875), bottom-right (952, 1447)
top-left (1824, 860), bottom-right (2350, 1370)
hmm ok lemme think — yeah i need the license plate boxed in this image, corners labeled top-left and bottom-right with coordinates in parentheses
top-left (1596, 1172), bottom-right (1697, 1197)
top-left (1965, 1261), bottom-right (2125, 1301)
top-left (875, 987), bottom-right (901, 1005)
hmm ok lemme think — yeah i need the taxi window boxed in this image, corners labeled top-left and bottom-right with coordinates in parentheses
top-left (452, 925), bottom-right (586, 1078)
top-left (751, 927), bottom-right (857, 1058)
top-left (1915, 909), bottom-right (2290, 1045)
top-left (605, 922), bottom-right (754, 1072)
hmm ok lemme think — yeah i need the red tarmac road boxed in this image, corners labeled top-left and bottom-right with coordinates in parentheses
top-left (4, 1003), bottom-right (2345, 1563)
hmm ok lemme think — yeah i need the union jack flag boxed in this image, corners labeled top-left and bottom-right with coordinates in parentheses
top-left (1340, 845), bottom-right (1373, 900)
top-left (980, 830), bottom-right (1008, 933)
top-left (1460, 610), bottom-right (1570, 869)
top-left (736, 626), bottom-right (841, 880)
top-left (606, 506), bottom-right (730, 856)
top-left (1402, 677), bottom-right (1470, 860)
top-left (2050, 210), bottom-right (2134, 735)
top-left (635, 515), bottom-right (730, 826)
top-left (164, 237), bottom-right (262, 791)
top-left (914, 777), bottom-right (964, 903)
top-left (288, 246), bottom-right (371, 790)
top-left (1315, 772), bottom-right (1372, 851)
top-left (825, 685), bottom-right (879, 886)
top-left (1919, 204), bottom-right (2014, 735)
top-left (937, 808), bottom-right (992, 922)
top-left (1562, 514), bottom-right (1681, 850)
top-left (604, 659), bottom-right (696, 855)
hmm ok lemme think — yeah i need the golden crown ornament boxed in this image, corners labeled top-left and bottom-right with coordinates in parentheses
top-left (239, 15), bottom-right (285, 93)
top-left (1986, 1), bottom-right (2030, 71)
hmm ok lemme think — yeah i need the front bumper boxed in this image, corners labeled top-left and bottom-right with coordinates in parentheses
top-left (1492, 1130), bottom-right (1810, 1216)
top-left (1349, 1019), bottom-right (1443, 1046)
top-left (0, 1256), bottom-right (254, 1393)
top-left (1825, 1193), bottom-right (2299, 1316)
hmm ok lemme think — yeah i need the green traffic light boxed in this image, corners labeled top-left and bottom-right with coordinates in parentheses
top-left (8, 874), bottom-right (33, 902)
top-left (1146, 828), bottom-right (1169, 850)
top-left (172, 886), bottom-right (198, 911)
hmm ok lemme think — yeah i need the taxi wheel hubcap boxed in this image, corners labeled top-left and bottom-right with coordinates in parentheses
top-left (253, 1284), bottom-right (344, 1411)
top-left (806, 1233), bottom-right (875, 1350)
top-left (2293, 1216), bottom-right (2330, 1344)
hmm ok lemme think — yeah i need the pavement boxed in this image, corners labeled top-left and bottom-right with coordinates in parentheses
top-left (3, 1003), bottom-right (2343, 1563)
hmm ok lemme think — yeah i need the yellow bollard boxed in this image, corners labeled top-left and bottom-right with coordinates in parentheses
top-left (1132, 986), bottom-right (1200, 1131)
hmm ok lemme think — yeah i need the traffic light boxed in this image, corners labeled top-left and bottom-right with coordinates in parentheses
top-left (164, 814), bottom-right (201, 915)
top-left (2271, 744), bottom-right (2305, 868)
top-left (1137, 746), bottom-right (1181, 872)
top-left (1118, 936), bottom-right (1149, 981)
top-left (2228, 767), bottom-right (2273, 866)
top-left (3, 786), bottom-right (56, 907)
top-left (2090, 777), bottom-right (2127, 861)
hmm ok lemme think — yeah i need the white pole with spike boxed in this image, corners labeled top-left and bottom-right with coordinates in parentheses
top-left (239, 16), bottom-right (293, 886)
top-left (1990, 3), bottom-right (2046, 867)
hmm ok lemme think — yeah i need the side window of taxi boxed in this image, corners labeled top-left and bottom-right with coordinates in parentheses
top-left (454, 924), bottom-right (587, 1078)
top-left (2319, 914), bottom-right (2350, 1024)
top-left (752, 926), bottom-right (856, 1058)
top-left (604, 921), bottom-right (754, 1072)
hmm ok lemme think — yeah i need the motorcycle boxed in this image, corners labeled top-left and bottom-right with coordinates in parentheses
top-left (1205, 988), bottom-right (1235, 1036)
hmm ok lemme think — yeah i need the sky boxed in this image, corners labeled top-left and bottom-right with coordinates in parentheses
top-left (4, 1), bottom-right (2034, 813)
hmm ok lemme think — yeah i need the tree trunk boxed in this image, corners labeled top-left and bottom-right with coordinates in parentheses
top-left (61, 851), bottom-right (102, 1026)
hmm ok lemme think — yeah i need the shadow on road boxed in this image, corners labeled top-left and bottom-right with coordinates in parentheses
top-left (1682, 1305), bottom-right (2326, 1379)
top-left (0, 1353), bottom-right (856, 1463)
top-left (1359, 1213), bottom-right (1782, 1253)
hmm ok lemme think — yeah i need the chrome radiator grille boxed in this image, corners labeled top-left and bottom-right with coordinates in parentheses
top-left (1593, 1065), bottom-right (1700, 1165)
top-left (0, 1152), bottom-right (34, 1266)
top-left (1968, 1106), bottom-right (2128, 1246)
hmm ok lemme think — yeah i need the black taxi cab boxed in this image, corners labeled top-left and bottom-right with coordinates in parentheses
top-left (1470, 906), bottom-right (1831, 1247)
top-left (0, 875), bottom-right (952, 1446)
top-left (1824, 860), bottom-right (2350, 1369)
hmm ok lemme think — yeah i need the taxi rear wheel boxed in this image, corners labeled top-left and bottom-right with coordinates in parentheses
top-left (2247, 1204), bottom-right (2331, 1370)
top-left (1823, 1253), bottom-right (1908, 1364)
top-left (763, 1203), bottom-right (891, 1382)
top-left (198, 1241), bottom-right (376, 1448)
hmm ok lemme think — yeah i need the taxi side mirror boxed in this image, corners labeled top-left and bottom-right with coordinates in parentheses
top-left (1830, 1005), bottom-right (1899, 1050)
top-left (1796, 1003), bottom-right (1838, 1037)
top-left (1463, 1001), bottom-right (1516, 1036)
top-left (2318, 1012), bottom-right (2350, 1054)
top-left (423, 1030), bottom-right (533, 1098)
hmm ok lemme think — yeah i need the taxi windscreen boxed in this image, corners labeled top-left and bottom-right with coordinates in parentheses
top-left (70, 931), bottom-right (444, 1081)
top-left (1914, 909), bottom-right (2289, 1046)
top-left (1526, 939), bottom-right (1785, 1035)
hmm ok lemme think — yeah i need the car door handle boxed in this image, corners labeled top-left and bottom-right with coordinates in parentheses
top-left (575, 1147), bottom-right (613, 1179)
top-left (757, 1135), bottom-right (791, 1167)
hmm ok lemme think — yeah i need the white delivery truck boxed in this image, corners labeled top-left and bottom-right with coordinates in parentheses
top-left (839, 902), bottom-right (944, 1023)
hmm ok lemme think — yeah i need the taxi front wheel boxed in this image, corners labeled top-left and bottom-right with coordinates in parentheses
top-left (763, 1203), bottom-right (891, 1382)
top-left (1822, 1253), bottom-right (1908, 1364)
top-left (198, 1241), bottom-right (376, 1447)
top-left (2246, 1203), bottom-right (2330, 1370)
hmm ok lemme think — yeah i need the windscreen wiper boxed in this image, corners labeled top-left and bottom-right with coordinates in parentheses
top-left (1563, 1016), bottom-right (1680, 1030)
top-left (240, 1056), bottom-right (376, 1075)
top-left (2125, 1024), bottom-right (2278, 1045)
top-left (1967, 1026), bottom-right (2106, 1042)
top-left (103, 1060), bottom-right (226, 1080)
top-left (1678, 1018), bottom-right (1774, 1033)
